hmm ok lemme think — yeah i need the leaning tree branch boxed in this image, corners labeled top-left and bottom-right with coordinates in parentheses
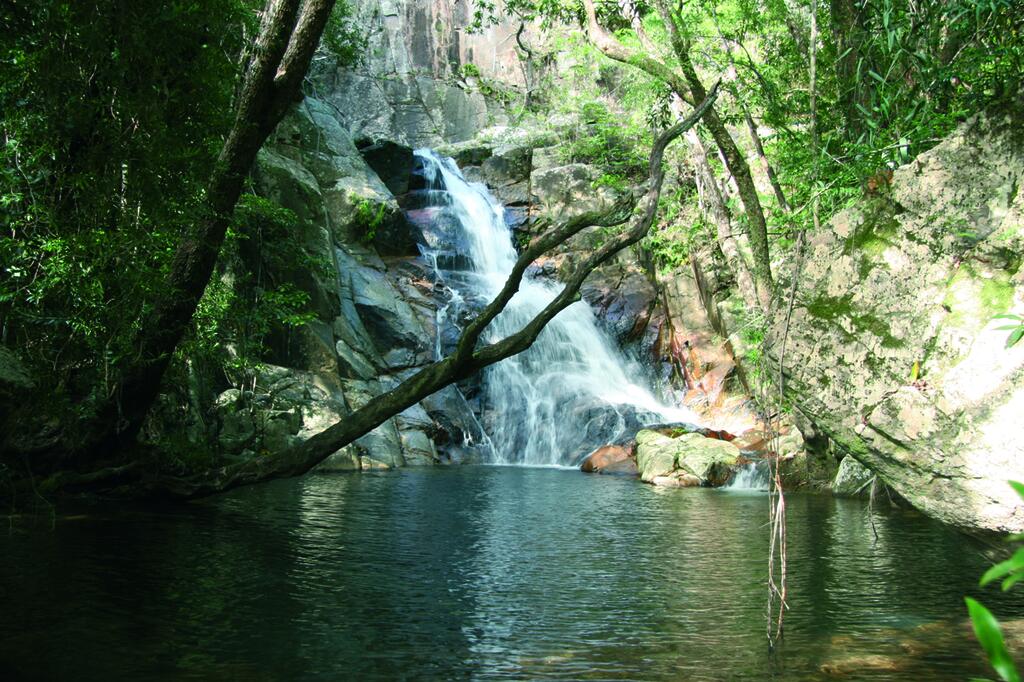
top-left (77, 0), bottom-right (337, 464)
top-left (97, 81), bottom-right (720, 501)
top-left (581, 0), bottom-right (694, 105)
top-left (580, 0), bottom-right (773, 306)
top-left (650, 0), bottom-right (774, 303)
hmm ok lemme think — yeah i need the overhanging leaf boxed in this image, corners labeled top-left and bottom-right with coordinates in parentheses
top-left (966, 597), bottom-right (1021, 682)
top-left (1010, 481), bottom-right (1024, 500)
top-left (981, 550), bottom-right (1024, 586)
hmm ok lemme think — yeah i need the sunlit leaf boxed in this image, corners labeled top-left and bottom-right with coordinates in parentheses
top-left (1010, 482), bottom-right (1024, 500)
top-left (966, 597), bottom-right (1021, 682)
top-left (980, 550), bottom-right (1024, 587)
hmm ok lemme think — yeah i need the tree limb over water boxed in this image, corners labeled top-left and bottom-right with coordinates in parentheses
top-left (62, 81), bottom-right (721, 501)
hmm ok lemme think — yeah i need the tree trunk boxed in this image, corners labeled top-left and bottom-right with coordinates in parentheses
top-left (743, 109), bottom-right (789, 213)
top-left (685, 128), bottom-right (758, 307)
top-left (650, 0), bottom-right (773, 306)
top-left (81, 0), bottom-right (337, 461)
top-left (57, 87), bottom-right (722, 500)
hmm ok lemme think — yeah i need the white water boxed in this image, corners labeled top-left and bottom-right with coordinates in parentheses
top-left (414, 150), bottom-right (698, 466)
top-left (723, 461), bottom-right (771, 491)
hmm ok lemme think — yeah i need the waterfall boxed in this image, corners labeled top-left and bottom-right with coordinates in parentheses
top-left (411, 149), bottom-right (697, 466)
top-left (723, 461), bottom-right (771, 491)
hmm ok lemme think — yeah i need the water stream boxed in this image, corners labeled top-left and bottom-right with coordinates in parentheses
top-left (412, 150), bottom-right (696, 466)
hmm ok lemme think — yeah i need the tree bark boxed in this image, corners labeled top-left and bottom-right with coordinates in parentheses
top-left (743, 107), bottom-right (789, 212)
top-left (64, 85), bottom-right (721, 500)
top-left (82, 0), bottom-right (337, 459)
top-left (650, 0), bottom-right (773, 307)
top-left (685, 128), bottom-right (758, 307)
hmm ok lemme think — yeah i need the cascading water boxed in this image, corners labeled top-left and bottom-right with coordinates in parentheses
top-left (411, 149), bottom-right (698, 466)
top-left (723, 461), bottom-right (771, 491)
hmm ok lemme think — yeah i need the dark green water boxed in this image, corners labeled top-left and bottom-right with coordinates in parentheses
top-left (2, 467), bottom-right (1023, 680)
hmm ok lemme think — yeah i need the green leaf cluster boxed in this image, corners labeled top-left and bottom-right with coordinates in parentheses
top-left (968, 481), bottom-right (1024, 682)
top-left (994, 314), bottom-right (1024, 349)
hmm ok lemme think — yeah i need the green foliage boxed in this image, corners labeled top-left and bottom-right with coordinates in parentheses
top-left (560, 98), bottom-right (649, 181)
top-left (645, 181), bottom-right (708, 274)
top-left (353, 199), bottom-right (388, 244)
top-left (459, 63), bottom-right (483, 79)
top-left (969, 481), bottom-right (1024, 682)
top-left (0, 0), bottom-right (251, 399)
top-left (186, 194), bottom-right (319, 379)
top-left (993, 314), bottom-right (1024, 349)
top-left (966, 597), bottom-right (1020, 682)
top-left (0, 0), bottom-right (360, 406)
top-left (321, 1), bottom-right (366, 66)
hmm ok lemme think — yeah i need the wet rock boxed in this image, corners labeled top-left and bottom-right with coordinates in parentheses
top-left (480, 145), bottom-right (532, 186)
top-left (651, 472), bottom-right (701, 487)
top-left (357, 139), bottom-right (415, 195)
top-left (217, 408), bottom-right (256, 455)
top-left (819, 654), bottom-right (902, 676)
top-left (348, 265), bottom-right (432, 369)
top-left (832, 456), bottom-right (875, 497)
top-left (581, 265), bottom-right (657, 343)
top-left (580, 444), bottom-right (638, 475)
top-left (531, 164), bottom-right (619, 222)
top-left (400, 428), bottom-right (440, 465)
top-left (636, 429), bottom-right (740, 486)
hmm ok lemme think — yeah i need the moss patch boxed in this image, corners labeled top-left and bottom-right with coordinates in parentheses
top-left (941, 263), bottom-right (1016, 332)
top-left (843, 202), bottom-right (900, 258)
top-left (805, 293), bottom-right (905, 349)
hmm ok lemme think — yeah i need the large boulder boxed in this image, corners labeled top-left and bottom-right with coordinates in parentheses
top-left (581, 263), bottom-right (658, 344)
top-left (832, 456), bottom-right (875, 497)
top-left (357, 139), bottom-right (415, 195)
top-left (531, 164), bottom-right (619, 223)
top-left (765, 103), bottom-right (1024, 535)
top-left (635, 429), bottom-right (740, 486)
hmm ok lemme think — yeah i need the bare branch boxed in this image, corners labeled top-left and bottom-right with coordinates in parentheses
top-left (104, 81), bottom-right (722, 500)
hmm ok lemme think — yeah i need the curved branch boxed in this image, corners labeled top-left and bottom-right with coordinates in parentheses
top-left (109, 81), bottom-right (721, 501)
top-left (581, 0), bottom-right (694, 105)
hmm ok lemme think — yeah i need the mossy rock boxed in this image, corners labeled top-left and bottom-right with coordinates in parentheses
top-left (636, 430), bottom-right (740, 486)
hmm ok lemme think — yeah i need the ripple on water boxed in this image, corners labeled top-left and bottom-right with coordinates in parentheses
top-left (1, 467), bottom-right (1022, 680)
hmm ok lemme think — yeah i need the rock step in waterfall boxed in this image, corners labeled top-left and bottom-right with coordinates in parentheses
top-left (406, 149), bottom-right (700, 467)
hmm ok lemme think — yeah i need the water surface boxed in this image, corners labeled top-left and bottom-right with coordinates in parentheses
top-left (2, 467), bottom-right (1022, 680)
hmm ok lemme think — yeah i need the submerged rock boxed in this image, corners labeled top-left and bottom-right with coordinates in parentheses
top-left (832, 456), bottom-right (875, 497)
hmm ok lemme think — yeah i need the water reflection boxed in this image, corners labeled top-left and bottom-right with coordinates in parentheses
top-left (1, 467), bottom-right (1022, 680)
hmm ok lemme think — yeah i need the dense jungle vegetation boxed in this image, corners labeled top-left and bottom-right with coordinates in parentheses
top-left (0, 0), bottom-right (1021, 491)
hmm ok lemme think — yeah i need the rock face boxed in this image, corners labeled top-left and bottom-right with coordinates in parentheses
top-left (157, 91), bottom-right (496, 471)
top-left (143, 1), bottom-right (543, 470)
top-left (765, 104), bottom-right (1024, 535)
top-left (635, 429), bottom-right (740, 487)
top-left (319, 0), bottom-right (528, 147)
